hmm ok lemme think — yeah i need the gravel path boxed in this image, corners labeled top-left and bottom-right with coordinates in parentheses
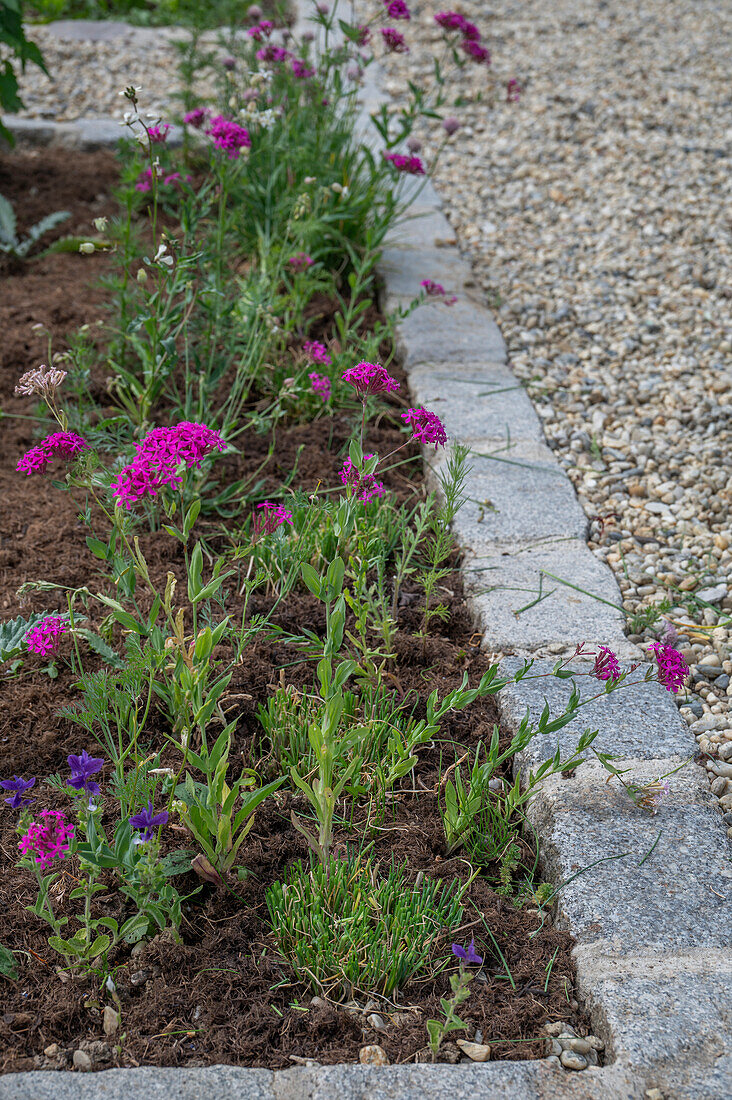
top-left (377, 0), bottom-right (732, 823)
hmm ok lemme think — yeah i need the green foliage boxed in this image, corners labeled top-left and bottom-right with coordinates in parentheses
top-left (0, 0), bottom-right (46, 143)
top-left (266, 856), bottom-right (464, 998)
top-left (0, 943), bottom-right (18, 980)
top-left (0, 192), bottom-right (70, 258)
top-left (426, 967), bottom-right (474, 1058)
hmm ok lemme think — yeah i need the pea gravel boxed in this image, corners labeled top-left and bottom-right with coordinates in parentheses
top-left (375, 0), bottom-right (732, 825)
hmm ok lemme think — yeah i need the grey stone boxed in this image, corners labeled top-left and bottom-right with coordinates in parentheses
top-left (406, 362), bottom-right (545, 444)
top-left (0, 115), bottom-right (182, 151)
top-left (462, 538), bottom-right (633, 655)
top-left (0, 1067), bottom-right (275, 1100)
top-left (576, 949), bottom-right (732, 1098)
top-left (524, 760), bottom-right (732, 953)
top-left (432, 441), bottom-right (588, 544)
top-left (379, 248), bottom-right (472, 307)
top-left (394, 300), bottom-right (507, 367)
top-left (498, 658), bottom-right (696, 765)
top-left (42, 18), bottom-right (137, 40)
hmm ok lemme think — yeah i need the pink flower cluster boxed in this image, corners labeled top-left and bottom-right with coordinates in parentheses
top-left (592, 645), bottom-right (622, 684)
top-left (135, 168), bottom-right (192, 193)
top-left (205, 115), bottom-right (252, 158)
top-left (421, 279), bottom-right (457, 305)
top-left (25, 615), bottom-right (70, 657)
top-left (309, 372), bottom-right (331, 402)
top-left (303, 340), bottom-right (332, 365)
top-left (384, 0), bottom-right (410, 19)
top-left (247, 19), bottom-right (274, 40)
top-left (111, 422), bottom-right (226, 509)
top-left (256, 44), bottom-right (291, 63)
top-left (381, 27), bottom-right (409, 53)
top-left (18, 810), bottom-right (75, 870)
top-left (649, 642), bottom-right (689, 694)
top-left (291, 58), bottom-right (315, 79)
top-left (184, 107), bottom-right (210, 128)
top-left (435, 10), bottom-right (490, 64)
top-left (289, 252), bottom-right (314, 270)
top-left (340, 457), bottom-right (385, 504)
top-left (252, 501), bottom-right (294, 539)
top-left (16, 431), bottom-right (89, 476)
top-left (402, 407), bottom-right (448, 449)
top-left (148, 124), bottom-right (170, 144)
top-left (384, 152), bottom-right (425, 175)
top-left (342, 362), bottom-right (400, 398)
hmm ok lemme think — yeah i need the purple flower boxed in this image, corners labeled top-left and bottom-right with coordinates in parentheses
top-left (223, 56), bottom-right (236, 71)
top-left (452, 938), bottom-right (483, 966)
top-left (435, 11), bottom-right (468, 32)
top-left (111, 422), bottom-right (226, 509)
top-left (291, 58), bottom-right (315, 79)
top-left (406, 135), bottom-right (422, 153)
top-left (289, 252), bottom-right (314, 270)
top-left (148, 124), bottom-right (170, 144)
top-left (384, 0), bottom-right (410, 19)
top-left (342, 361), bottom-right (400, 398)
top-left (25, 616), bottom-right (69, 657)
top-left (67, 750), bottom-right (104, 797)
top-left (420, 278), bottom-right (457, 304)
top-left (355, 24), bottom-right (370, 46)
top-left (247, 19), bottom-right (273, 40)
top-left (649, 643), bottom-right (689, 694)
top-left (256, 45), bottom-right (291, 63)
top-left (205, 115), bottom-right (252, 158)
top-left (129, 801), bottom-right (169, 842)
top-left (461, 39), bottom-right (490, 64)
top-left (252, 501), bottom-right (294, 540)
top-left (16, 431), bottom-right (89, 476)
top-left (309, 372), bottom-right (331, 402)
top-left (401, 407), bottom-right (448, 450)
top-left (381, 27), bottom-right (409, 53)
top-left (442, 116), bottom-right (460, 135)
top-left (340, 458), bottom-right (385, 504)
top-left (506, 78), bottom-right (521, 103)
top-left (303, 340), bottom-right (332, 365)
top-left (592, 645), bottom-right (621, 685)
top-left (184, 107), bottom-right (210, 129)
top-left (384, 151), bottom-right (425, 175)
top-left (460, 20), bottom-right (481, 41)
top-left (19, 810), bottom-right (74, 870)
top-left (1, 776), bottom-right (36, 810)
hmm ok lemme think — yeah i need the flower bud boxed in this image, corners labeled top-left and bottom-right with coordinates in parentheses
top-left (79, 242), bottom-right (96, 254)
top-left (406, 135), bottom-right (422, 153)
top-left (442, 116), bottom-right (460, 135)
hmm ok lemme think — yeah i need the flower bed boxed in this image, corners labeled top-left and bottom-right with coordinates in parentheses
top-left (0, 1), bottom-right (692, 1076)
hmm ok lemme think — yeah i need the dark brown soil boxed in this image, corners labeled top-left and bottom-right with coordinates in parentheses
top-left (0, 150), bottom-right (586, 1073)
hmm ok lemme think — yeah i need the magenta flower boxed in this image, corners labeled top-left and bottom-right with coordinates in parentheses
top-left (135, 168), bottom-right (154, 193)
top-left (303, 340), bottom-right (332, 365)
top-left (309, 372), bottom-right (332, 402)
top-left (111, 422), bottom-right (226, 509)
top-left (342, 361), bottom-right (400, 398)
top-left (401, 407), bottom-right (448, 450)
top-left (184, 107), bottom-right (210, 128)
top-left (129, 801), bottom-right (169, 843)
top-left (381, 27), bottom-right (409, 53)
top-left (67, 750), bottom-right (104, 797)
top-left (461, 39), bottom-right (490, 63)
top-left (452, 938), bottom-right (483, 966)
top-left (420, 278), bottom-right (457, 304)
top-left (25, 616), bottom-right (70, 657)
top-left (592, 645), bottom-right (621, 685)
top-left (247, 19), bottom-right (274, 40)
top-left (205, 115), bottom-right (251, 158)
top-left (19, 810), bottom-right (75, 870)
top-left (289, 252), bottom-right (314, 270)
top-left (340, 457), bottom-right (385, 504)
top-left (435, 11), bottom-right (466, 31)
top-left (384, 151), bottom-right (425, 175)
top-left (256, 44), bottom-right (291, 63)
top-left (16, 431), bottom-right (89, 476)
top-left (506, 78), bottom-right (521, 103)
top-left (148, 124), bottom-right (170, 144)
top-left (649, 643), bottom-right (689, 694)
top-left (291, 58), bottom-right (315, 79)
top-left (384, 0), bottom-right (410, 19)
top-left (1, 776), bottom-right (36, 810)
top-left (252, 501), bottom-right (294, 539)
top-left (460, 20), bottom-right (481, 40)
top-left (355, 23), bottom-right (370, 45)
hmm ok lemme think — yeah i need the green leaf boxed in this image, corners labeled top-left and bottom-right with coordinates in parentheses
top-left (0, 944), bottom-right (18, 980)
top-left (88, 934), bottom-right (111, 958)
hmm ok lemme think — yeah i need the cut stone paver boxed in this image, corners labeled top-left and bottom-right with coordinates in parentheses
top-left (430, 440), bottom-right (589, 544)
top-left (462, 538), bottom-right (633, 655)
top-left (498, 657), bottom-right (695, 765)
top-left (521, 758), bottom-right (732, 953)
top-left (394, 300), bottom-right (507, 367)
top-left (407, 362), bottom-right (545, 444)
